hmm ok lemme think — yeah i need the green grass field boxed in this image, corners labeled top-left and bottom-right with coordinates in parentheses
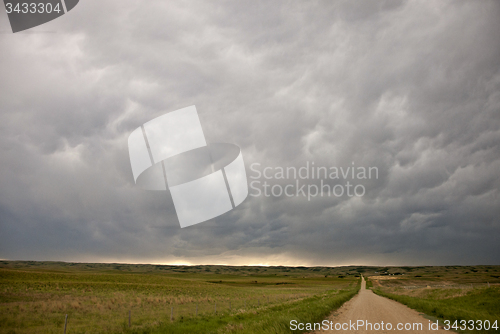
top-left (0, 261), bottom-right (360, 334)
top-left (142, 288), bottom-right (359, 334)
top-left (2, 261), bottom-right (499, 334)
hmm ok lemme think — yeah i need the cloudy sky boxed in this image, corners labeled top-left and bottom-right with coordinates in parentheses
top-left (1, 0), bottom-right (499, 266)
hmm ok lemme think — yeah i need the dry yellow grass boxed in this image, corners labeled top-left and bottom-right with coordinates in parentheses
top-left (378, 286), bottom-right (471, 300)
top-left (367, 275), bottom-right (403, 280)
top-left (0, 262), bottom-right (355, 334)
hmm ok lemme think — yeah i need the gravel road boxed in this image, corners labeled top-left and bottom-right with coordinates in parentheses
top-left (310, 276), bottom-right (449, 333)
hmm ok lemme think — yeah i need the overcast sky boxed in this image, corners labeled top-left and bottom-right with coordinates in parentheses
top-left (1, 0), bottom-right (499, 266)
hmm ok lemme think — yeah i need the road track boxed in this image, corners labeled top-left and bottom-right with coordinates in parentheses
top-left (310, 276), bottom-right (448, 333)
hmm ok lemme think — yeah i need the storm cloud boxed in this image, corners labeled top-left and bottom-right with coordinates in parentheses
top-left (1, 0), bottom-right (499, 266)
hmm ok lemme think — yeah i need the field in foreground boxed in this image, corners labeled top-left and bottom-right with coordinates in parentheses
top-left (146, 288), bottom-right (359, 334)
top-left (0, 261), bottom-right (360, 334)
top-left (2, 262), bottom-right (499, 334)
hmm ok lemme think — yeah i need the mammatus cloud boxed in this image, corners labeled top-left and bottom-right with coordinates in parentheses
top-left (0, 0), bottom-right (499, 265)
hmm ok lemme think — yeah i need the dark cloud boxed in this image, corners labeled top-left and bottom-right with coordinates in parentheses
top-left (1, 0), bottom-right (499, 265)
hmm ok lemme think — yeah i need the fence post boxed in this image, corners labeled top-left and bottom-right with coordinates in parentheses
top-left (171, 307), bottom-right (173, 321)
top-left (488, 282), bottom-right (490, 288)
top-left (215, 302), bottom-right (217, 314)
top-left (128, 310), bottom-right (131, 328)
top-left (196, 304), bottom-right (198, 316)
top-left (64, 314), bottom-right (68, 334)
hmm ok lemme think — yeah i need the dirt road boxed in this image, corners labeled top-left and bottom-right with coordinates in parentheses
top-left (310, 276), bottom-right (448, 333)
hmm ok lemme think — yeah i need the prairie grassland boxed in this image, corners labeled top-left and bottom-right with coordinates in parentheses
top-left (365, 265), bottom-right (500, 287)
top-left (144, 287), bottom-right (360, 334)
top-left (0, 261), bottom-right (359, 334)
top-left (3, 262), bottom-right (498, 334)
